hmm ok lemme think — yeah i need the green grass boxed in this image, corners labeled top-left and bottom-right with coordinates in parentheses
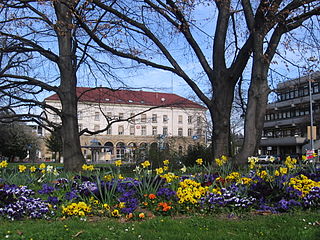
top-left (1, 211), bottom-right (319, 240)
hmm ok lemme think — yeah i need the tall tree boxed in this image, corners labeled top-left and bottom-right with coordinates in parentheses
top-left (0, 0), bottom-right (87, 171)
top-left (74, 0), bottom-right (319, 163)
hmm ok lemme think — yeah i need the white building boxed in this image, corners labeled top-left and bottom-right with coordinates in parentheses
top-left (44, 87), bottom-right (207, 162)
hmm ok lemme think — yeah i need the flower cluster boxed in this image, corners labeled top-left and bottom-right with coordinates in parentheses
top-left (225, 172), bottom-right (241, 182)
top-left (201, 185), bottom-right (256, 212)
top-left (284, 156), bottom-right (297, 169)
top-left (160, 172), bottom-right (179, 183)
top-left (215, 155), bottom-right (228, 167)
top-left (156, 202), bottom-right (172, 212)
top-left (0, 185), bottom-right (51, 220)
top-left (247, 157), bottom-right (259, 169)
top-left (62, 202), bottom-right (92, 216)
top-left (288, 174), bottom-right (320, 197)
top-left (176, 179), bottom-right (209, 204)
top-left (82, 164), bottom-right (94, 171)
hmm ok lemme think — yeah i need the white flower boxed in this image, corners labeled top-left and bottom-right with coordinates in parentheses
top-left (46, 165), bottom-right (54, 173)
top-left (180, 165), bottom-right (187, 173)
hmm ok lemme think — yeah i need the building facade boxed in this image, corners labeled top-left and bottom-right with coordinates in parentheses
top-left (260, 71), bottom-right (320, 157)
top-left (44, 88), bottom-right (207, 162)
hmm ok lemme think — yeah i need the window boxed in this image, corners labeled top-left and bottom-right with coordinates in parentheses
top-left (152, 114), bottom-right (157, 123)
top-left (118, 125), bottom-right (124, 135)
top-left (188, 128), bottom-right (192, 136)
top-left (163, 126), bottom-right (168, 136)
top-left (197, 116), bottom-right (201, 126)
top-left (188, 116), bottom-right (192, 124)
top-left (130, 125), bottom-right (135, 135)
top-left (141, 126), bottom-right (146, 136)
top-left (78, 124), bottom-right (82, 132)
top-left (107, 127), bottom-right (112, 135)
top-left (163, 115), bottom-right (168, 123)
top-left (152, 126), bottom-right (157, 136)
top-left (119, 113), bottom-right (124, 120)
top-left (94, 124), bottom-right (100, 131)
top-left (130, 113), bottom-right (135, 123)
top-left (94, 112), bottom-right (100, 121)
top-left (107, 112), bottom-right (112, 119)
top-left (178, 115), bottom-right (183, 124)
top-left (141, 114), bottom-right (147, 123)
top-left (78, 111), bottom-right (83, 120)
top-left (178, 128), bottom-right (183, 136)
top-left (37, 126), bottom-right (43, 135)
top-left (314, 83), bottom-right (319, 93)
top-left (196, 128), bottom-right (202, 135)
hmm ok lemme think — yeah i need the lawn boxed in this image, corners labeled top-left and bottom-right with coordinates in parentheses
top-left (1, 211), bottom-right (319, 240)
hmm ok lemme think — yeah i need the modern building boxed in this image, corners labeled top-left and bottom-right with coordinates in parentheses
top-left (44, 87), bottom-right (207, 162)
top-left (260, 71), bottom-right (320, 157)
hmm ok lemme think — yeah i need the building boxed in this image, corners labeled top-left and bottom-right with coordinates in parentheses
top-left (260, 71), bottom-right (320, 157)
top-left (44, 88), bottom-right (207, 162)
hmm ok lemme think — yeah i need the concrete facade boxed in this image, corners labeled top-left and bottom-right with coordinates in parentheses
top-left (260, 71), bottom-right (320, 156)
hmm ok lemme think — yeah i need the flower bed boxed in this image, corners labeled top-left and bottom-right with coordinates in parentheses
top-left (0, 157), bottom-right (319, 221)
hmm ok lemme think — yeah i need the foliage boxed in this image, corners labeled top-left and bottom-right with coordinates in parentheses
top-left (0, 123), bottom-right (39, 161)
top-left (45, 130), bottom-right (63, 162)
top-left (179, 144), bottom-right (213, 167)
top-left (0, 155), bottom-right (320, 224)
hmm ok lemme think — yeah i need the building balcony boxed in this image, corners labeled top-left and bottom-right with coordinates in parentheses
top-left (267, 92), bottom-right (320, 110)
top-left (263, 115), bottom-right (309, 128)
top-left (260, 136), bottom-right (307, 146)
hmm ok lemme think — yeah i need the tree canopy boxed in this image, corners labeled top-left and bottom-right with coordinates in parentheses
top-left (0, 0), bottom-right (319, 169)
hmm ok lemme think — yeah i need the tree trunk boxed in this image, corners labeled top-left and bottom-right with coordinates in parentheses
top-left (54, 1), bottom-right (85, 171)
top-left (236, 32), bottom-right (270, 165)
top-left (237, 75), bottom-right (269, 164)
top-left (212, 76), bottom-right (236, 159)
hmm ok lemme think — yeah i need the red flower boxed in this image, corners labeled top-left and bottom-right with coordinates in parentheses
top-left (148, 194), bottom-right (156, 200)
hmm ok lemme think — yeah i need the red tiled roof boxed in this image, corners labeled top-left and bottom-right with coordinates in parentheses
top-left (45, 87), bottom-right (206, 110)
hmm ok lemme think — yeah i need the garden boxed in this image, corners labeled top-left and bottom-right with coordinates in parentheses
top-left (0, 156), bottom-right (320, 239)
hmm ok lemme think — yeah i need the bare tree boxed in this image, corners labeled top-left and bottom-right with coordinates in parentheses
top-left (71, 0), bottom-right (319, 163)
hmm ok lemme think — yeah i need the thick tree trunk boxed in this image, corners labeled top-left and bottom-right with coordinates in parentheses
top-left (212, 77), bottom-right (236, 159)
top-left (55, 1), bottom-right (85, 171)
top-left (237, 75), bottom-right (269, 164)
top-left (236, 32), bottom-right (270, 165)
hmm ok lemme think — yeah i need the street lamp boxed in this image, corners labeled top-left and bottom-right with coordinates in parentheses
top-left (307, 56), bottom-right (318, 152)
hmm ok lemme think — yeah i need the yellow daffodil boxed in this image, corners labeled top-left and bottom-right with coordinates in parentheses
top-left (163, 160), bottom-right (169, 165)
top-left (196, 158), bottom-right (203, 165)
top-left (104, 174), bottom-right (113, 181)
top-left (155, 167), bottom-right (164, 175)
top-left (279, 167), bottom-right (288, 175)
top-left (30, 166), bottom-right (36, 172)
top-left (18, 165), bottom-right (27, 173)
top-left (0, 160), bottom-right (8, 168)
top-left (39, 163), bottom-right (46, 169)
top-left (115, 160), bottom-right (122, 167)
top-left (82, 164), bottom-right (94, 171)
top-left (141, 160), bottom-right (151, 168)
